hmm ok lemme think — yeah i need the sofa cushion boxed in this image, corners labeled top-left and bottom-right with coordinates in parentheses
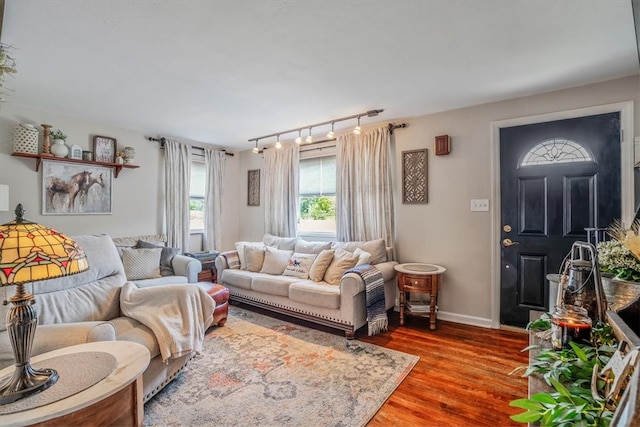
top-left (221, 269), bottom-right (254, 290)
top-left (135, 240), bottom-right (180, 276)
top-left (283, 253), bottom-right (317, 279)
top-left (260, 247), bottom-right (294, 275)
top-left (331, 238), bottom-right (387, 265)
top-left (354, 248), bottom-right (371, 266)
top-left (308, 249), bottom-right (335, 282)
top-left (251, 275), bottom-right (299, 297)
top-left (294, 240), bottom-right (332, 254)
top-left (112, 233), bottom-right (166, 257)
top-left (324, 249), bottom-right (359, 286)
top-left (289, 281), bottom-right (341, 309)
top-left (244, 245), bottom-right (266, 272)
top-left (262, 233), bottom-right (297, 250)
top-left (121, 248), bottom-right (162, 280)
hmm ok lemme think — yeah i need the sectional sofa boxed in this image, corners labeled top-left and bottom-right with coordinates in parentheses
top-left (215, 234), bottom-right (398, 338)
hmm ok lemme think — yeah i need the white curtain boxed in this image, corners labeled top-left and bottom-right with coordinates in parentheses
top-left (264, 144), bottom-right (299, 237)
top-left (203, 149), bottom-right (225, 251)
top-left (336, 126), bottom-right (395, 247)
top-left (164, 139), bottom-right (192, 252)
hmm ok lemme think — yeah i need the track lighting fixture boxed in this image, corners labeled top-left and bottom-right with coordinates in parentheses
top-left (327, 122), bottom-right (335, 139)
top-left (353, 117), bottom-right (361, 135)
top-left (252, 139), bottom-right (259, 154)
top-left (247, 109), bottom-right (383, 150)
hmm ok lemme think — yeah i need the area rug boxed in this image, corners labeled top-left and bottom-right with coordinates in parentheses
top-left (144, 306), bottom-right (418, 426)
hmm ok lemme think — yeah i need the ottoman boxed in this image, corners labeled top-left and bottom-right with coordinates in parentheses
top-left (195, 282), bottom-right (230, 326)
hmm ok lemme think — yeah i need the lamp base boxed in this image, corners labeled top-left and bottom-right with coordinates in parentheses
top-left (0, 364), bottom-right (58, 405)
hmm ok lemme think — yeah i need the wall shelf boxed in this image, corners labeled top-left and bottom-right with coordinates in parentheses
top-left (11, 152), bottom-right (139, 178)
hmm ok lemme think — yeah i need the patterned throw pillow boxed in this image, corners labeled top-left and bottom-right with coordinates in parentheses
top-left (121, 248), bottom-right (162, 280)
top-left (283, 253), bottom-right (318, 279)
top-left (135, 240), bottom-right (180, 276)
top-left (309, 249), bottom-right (335, 282)
top-left (260, 247), bottom-right (294, 275)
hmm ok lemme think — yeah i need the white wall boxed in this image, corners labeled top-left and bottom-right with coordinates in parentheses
top-left (235, 75), bottom-right (640, 327)
top-left (0, 103), bottom-right (240, 252)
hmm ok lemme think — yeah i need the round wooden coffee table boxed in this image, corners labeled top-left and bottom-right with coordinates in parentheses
top-left (395, 263), bottom-right (446, 330)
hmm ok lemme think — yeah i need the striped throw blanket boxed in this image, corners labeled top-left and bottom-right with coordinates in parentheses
top-left (346, 264), bottom-right (388, 336)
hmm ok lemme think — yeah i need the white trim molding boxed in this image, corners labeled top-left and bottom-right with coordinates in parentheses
top-left (489, 101), bottom-right (635, 329)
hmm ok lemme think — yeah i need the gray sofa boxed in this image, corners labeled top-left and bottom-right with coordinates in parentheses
top-left (0, 234), bottom-right (214, 403)
top-left (215, 234), bottom-right (398, 338)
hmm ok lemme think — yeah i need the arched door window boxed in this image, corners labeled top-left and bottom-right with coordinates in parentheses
top-left (520, 138), bottom-right (593, 167)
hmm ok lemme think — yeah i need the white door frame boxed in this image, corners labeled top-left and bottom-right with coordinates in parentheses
top-left (490, 101), bottom-right (635, 328)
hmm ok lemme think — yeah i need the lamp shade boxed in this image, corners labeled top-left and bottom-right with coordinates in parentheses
top-left (0, 205), bottom-right (88, 286)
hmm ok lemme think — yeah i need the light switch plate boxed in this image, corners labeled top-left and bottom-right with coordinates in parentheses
top-left (471, 199), bottom-right (489, 212)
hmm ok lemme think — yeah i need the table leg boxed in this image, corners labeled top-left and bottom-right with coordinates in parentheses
top-left (430, 284), bottom-right (438, 330)
top-left (399, 289), bottom-right (406, 326)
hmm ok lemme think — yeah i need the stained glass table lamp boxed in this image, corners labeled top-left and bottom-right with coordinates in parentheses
top-left (0, 204), bottom-right (89, 404)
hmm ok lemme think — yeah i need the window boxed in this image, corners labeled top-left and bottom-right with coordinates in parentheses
top-left (521, 138), bottom-right (593, 167)
top-left (190, 160), bottom-right (205, 231)
top-left (299, 156), bottom-right (336, 236)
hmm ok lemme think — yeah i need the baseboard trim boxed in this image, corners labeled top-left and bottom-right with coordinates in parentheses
top-left (437, 311), bottom-right (493, 329)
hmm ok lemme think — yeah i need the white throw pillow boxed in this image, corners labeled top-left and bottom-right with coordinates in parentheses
top-left (235, 241), bottom-right (264, 269)
top-left (260, 247), bottom-right (294, 275)
top-left (283, 253), bottom-right (318, 279)
top-left (309, 249), bottom-right (335, 282)
top-left (353, 248), bottom-right (372, 266)
top-left (121, 248), bottom-right (162, 280)
top-left (323, 249), bottom-right (359, 286)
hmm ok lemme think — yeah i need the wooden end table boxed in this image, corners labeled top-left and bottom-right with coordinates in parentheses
top-left (0, 341), bottom-right (150, 427)
top-left (395, 263), bottom-right (446, 330)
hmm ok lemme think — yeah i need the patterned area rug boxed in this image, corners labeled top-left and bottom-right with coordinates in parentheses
top-left (144, 306), bottom-right (418, 426)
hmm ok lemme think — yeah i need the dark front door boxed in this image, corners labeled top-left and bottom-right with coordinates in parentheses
top-left (500, 112), bottom-right (621, 327)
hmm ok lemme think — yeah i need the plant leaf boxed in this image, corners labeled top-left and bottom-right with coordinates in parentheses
top-left (509, 398), bottom-right (544, 410)
top-left (510, 410), bottom-right (542, 423)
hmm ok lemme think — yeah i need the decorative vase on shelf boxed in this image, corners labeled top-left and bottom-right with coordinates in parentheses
top-left (50, 139), bottom-right (68, 158)
top-left (123, 146), bottom-right (136, 164)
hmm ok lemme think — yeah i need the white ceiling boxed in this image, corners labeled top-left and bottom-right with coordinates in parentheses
top-left (2, 1), bottom-right (639, 152)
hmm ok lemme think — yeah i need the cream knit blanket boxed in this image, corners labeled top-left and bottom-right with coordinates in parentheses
top-left (120, 282), bottom-right (215, 362)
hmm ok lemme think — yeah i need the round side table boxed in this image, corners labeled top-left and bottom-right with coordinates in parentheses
top-left (395, 263), bottom-right (446, 330)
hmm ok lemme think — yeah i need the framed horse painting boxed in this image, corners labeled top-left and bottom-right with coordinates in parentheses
top-left (42, 160), bottom-right (113, 214)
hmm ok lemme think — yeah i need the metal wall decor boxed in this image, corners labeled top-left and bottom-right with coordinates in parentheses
top-left (247, 169), bottom-right (260, 206)
top-left (402, 149), bottom-right (428, 204)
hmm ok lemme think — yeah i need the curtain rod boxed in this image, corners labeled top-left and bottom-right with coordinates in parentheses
top-left (148, 136), bottom-right (234, 157)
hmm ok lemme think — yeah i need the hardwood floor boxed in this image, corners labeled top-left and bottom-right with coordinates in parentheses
top-left (360, 312), bottom-right (529, 427)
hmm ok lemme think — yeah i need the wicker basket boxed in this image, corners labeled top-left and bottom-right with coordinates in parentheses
top-left (14, 124), bottom-right (38, 154)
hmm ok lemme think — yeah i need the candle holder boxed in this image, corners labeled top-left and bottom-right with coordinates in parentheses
top-left (40, 124), bottom-right (52, 155)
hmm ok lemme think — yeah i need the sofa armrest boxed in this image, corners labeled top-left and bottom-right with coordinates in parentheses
top-left (172, 254), bottom-right (202, 283)
top-left (374, 261), bottom-right (399, 282)
top-left (0, 321), bottom-right (117, 369)
top-left (215, 250), bottom-right (240, 279)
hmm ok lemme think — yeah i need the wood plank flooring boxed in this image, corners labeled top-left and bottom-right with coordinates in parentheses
top-left (360, 312), bottom-right (529, 427)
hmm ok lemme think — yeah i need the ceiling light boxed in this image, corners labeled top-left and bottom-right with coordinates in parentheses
top-left (353, 117), bottom-right (361, 135)
top-left (327, 122), bottom-right (335, 139)
top-left (295, 130), bottom-right (302, 145)
top-left (275, 135), bottom-right (282, 149)
top-left (305, 128), bottom-right (313, 143)
top-left (252, 139), bottom-right (259, 154)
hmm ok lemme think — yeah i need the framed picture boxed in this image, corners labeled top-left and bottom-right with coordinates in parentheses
top-left (93, 135), bottom-right (117, 163)
top-left (42, 160), bottom-right (113, 214)
top-left (402, 149), bottom-right (428, 204)
top-left (247, 169), bottom-right (260, 206)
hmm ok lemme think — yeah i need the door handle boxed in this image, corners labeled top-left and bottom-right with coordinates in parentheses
top-left (502, 238), bottom-right (520, 247)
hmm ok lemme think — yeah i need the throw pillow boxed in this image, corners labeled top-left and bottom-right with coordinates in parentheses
top-left (244, 245), bottom-right (266, 272)
top-left (283, 253), bottom-right (318, 279)
top-left (135, 240), bottom-right (180, 276)
top-left (309, 249), bottom-right (335, 282)
top-left (121, 248), bottom-right (162, 280)
top-left (262, 233), bottom-right (298, 250)
top-left (331, 238), bottom-right (387, 265)
top-left (234, 241), bottom-right (264, 269)
top-left (260, 247), bottom-right (294, 275)
top-left (323, 249), bottom-right (359, 286)
top-left (353, 247), bottom-right (372, 266)
top-left (294, 239), bottom-right (332, 254)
